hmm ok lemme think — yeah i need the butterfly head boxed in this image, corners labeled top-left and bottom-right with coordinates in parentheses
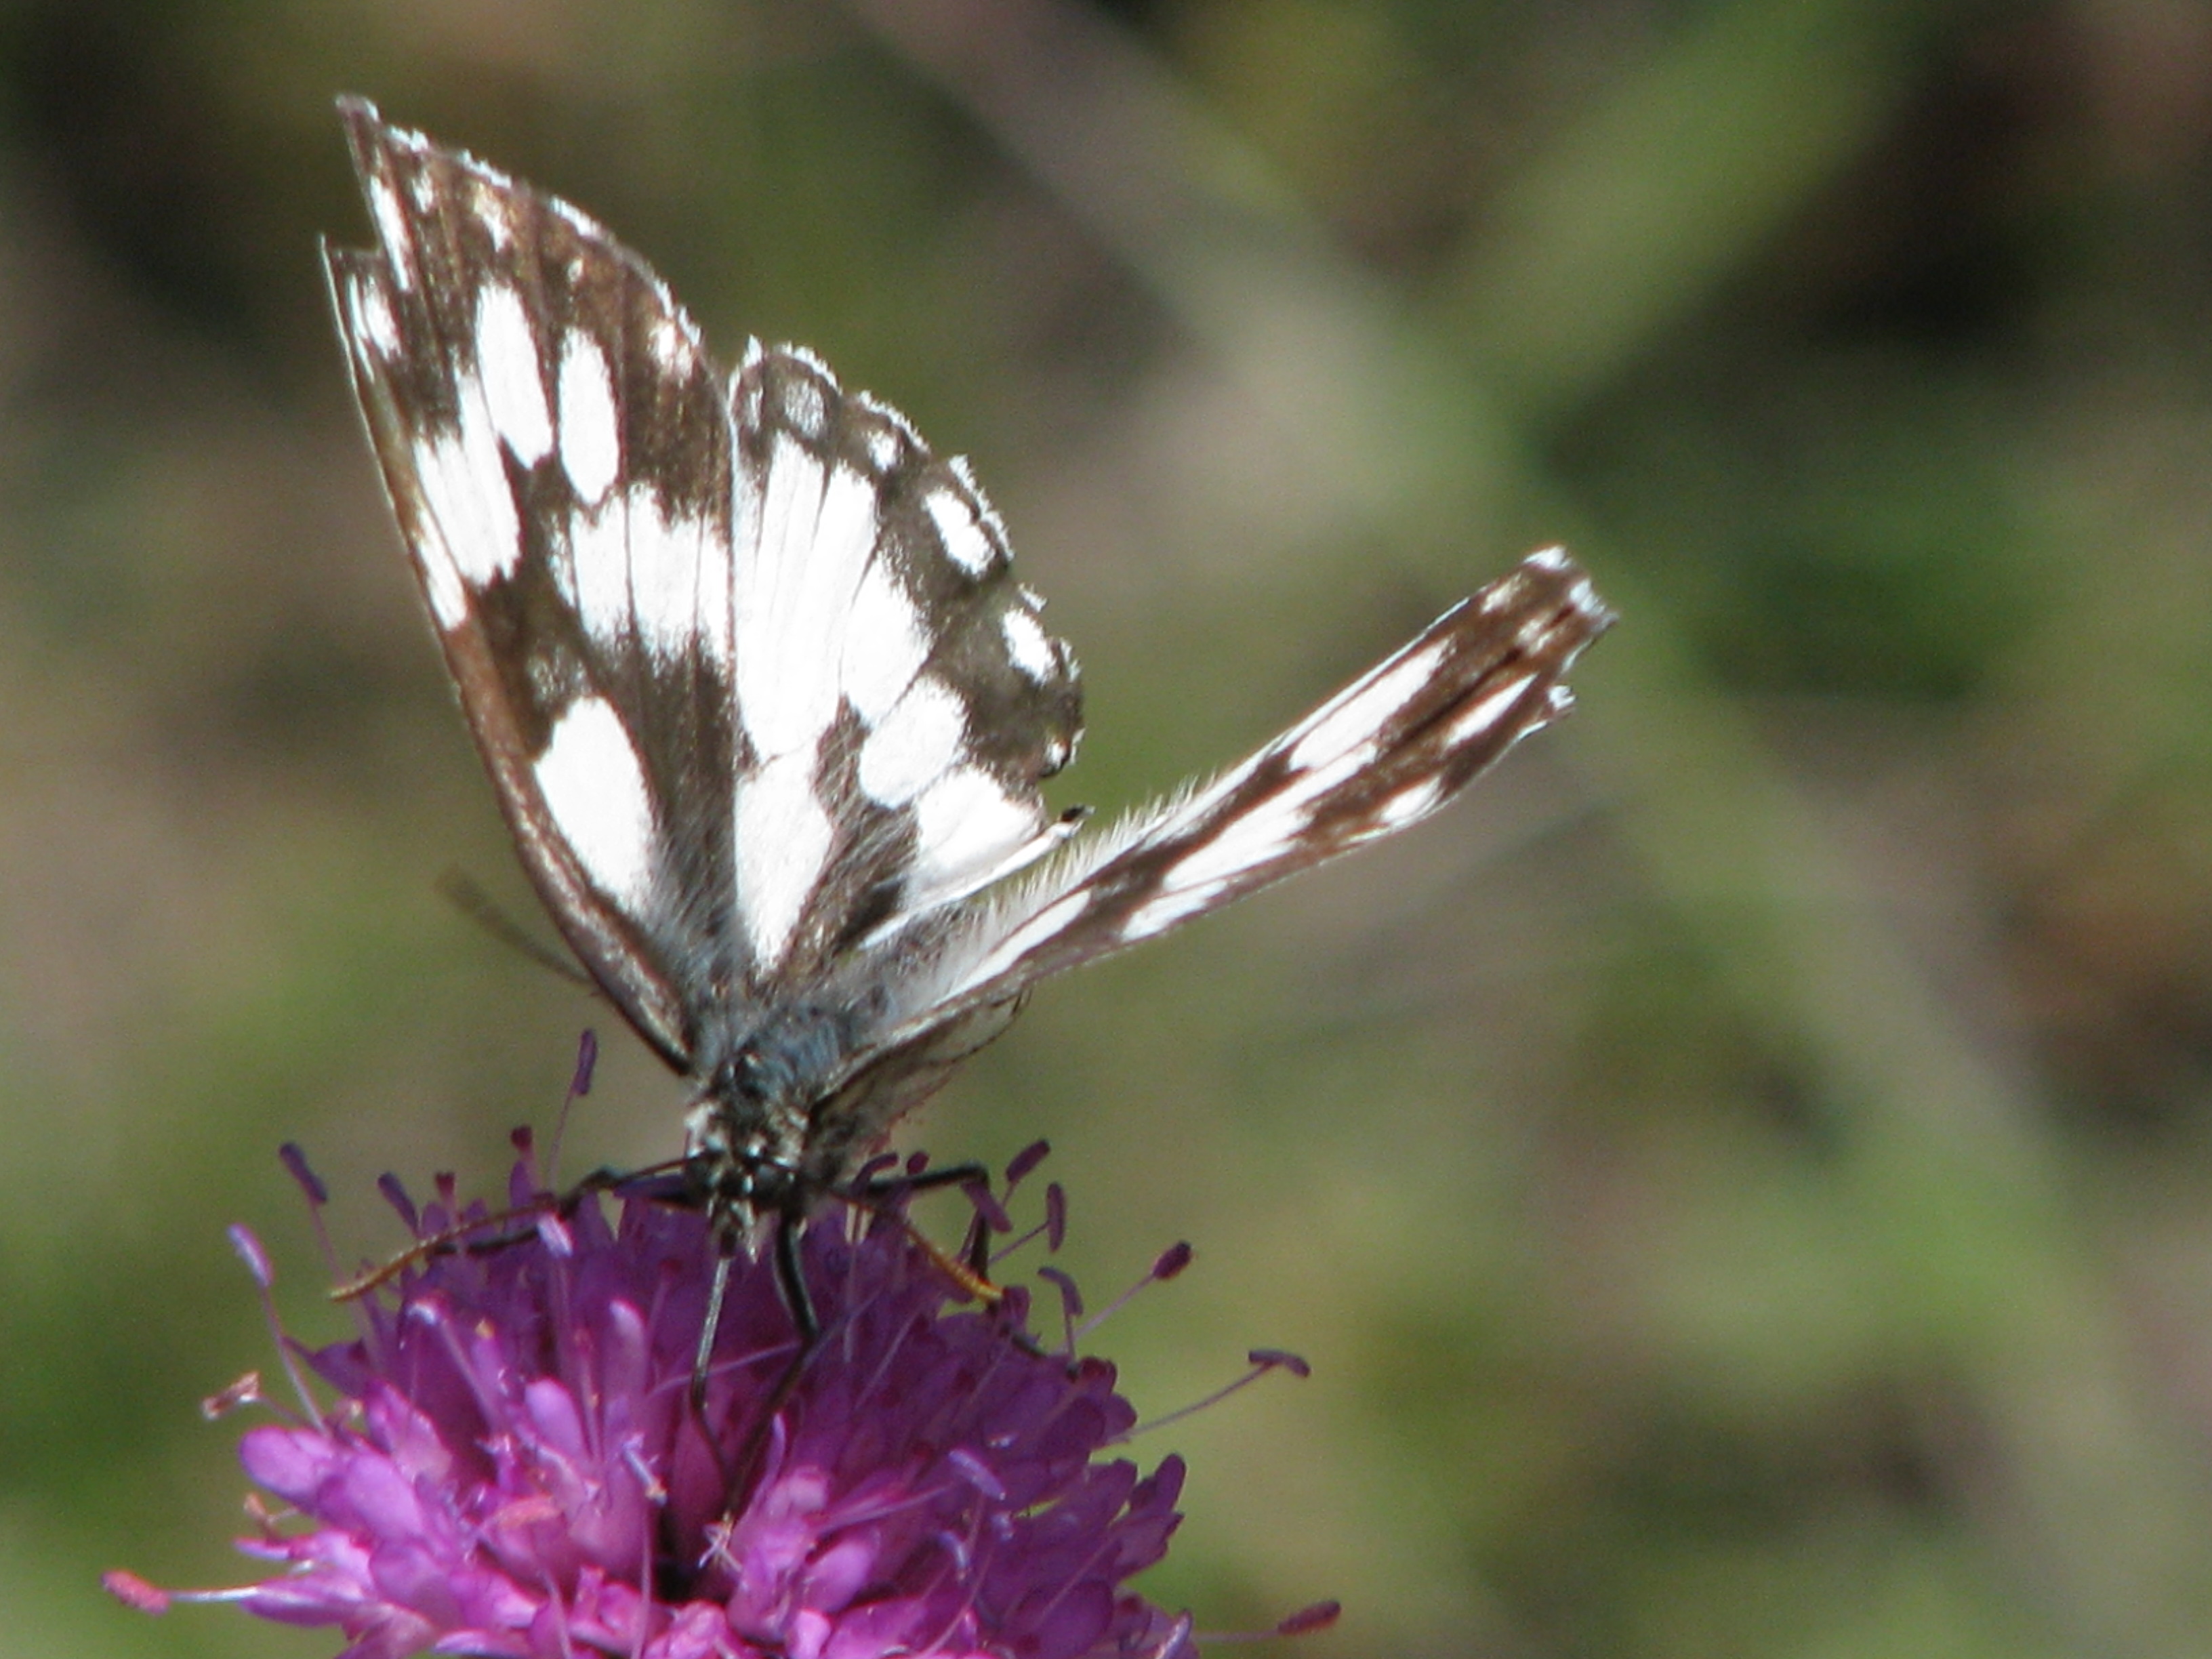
top-left (681, 1005), bottom-right (864, 1232)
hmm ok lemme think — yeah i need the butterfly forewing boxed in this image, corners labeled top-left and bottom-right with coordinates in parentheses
top-left (329, 100), bottom-right (1082, 1082)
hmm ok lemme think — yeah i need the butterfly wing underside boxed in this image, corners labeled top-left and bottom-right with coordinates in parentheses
top-left (326, 100), bottom-right (1083, 1078)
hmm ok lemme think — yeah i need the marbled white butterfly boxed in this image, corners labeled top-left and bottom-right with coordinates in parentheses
top-left (325, 98), bottom-right (1612, 1314)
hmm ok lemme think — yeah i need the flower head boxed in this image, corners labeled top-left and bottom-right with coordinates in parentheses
top-left (119, 1141), bottom-right (1195, 1659)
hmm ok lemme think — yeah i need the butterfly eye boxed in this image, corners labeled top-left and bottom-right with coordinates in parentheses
top-left (727, 1047), bottom-right (777, 1102)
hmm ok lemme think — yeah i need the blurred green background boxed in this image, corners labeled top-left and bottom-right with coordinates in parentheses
top-left (3, 1), bottom-right (2211, 1655)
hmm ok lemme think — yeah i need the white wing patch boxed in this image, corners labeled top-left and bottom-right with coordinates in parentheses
top-left (924, 485), bottom-right (998, 576)
top-left (556, 331), bottom-right (621, 504)
top-left (1376, 777), bottom-right (1445, 831)
top-left (535, 695), bottom-right (658, 907)
top-left (913, 768), bottom-right (1050, 893)
top-left (329, 264), bottom-right (470, 633)
top-left (367, 172), bottom-right (414, 286)
top-left (634, 501), bottom-right (724, 665)
top-left (1122, 881), bottom-right (1223, 942)
top-left (736, 445), bottom-right (877, 762)
top-left (781, 372), bottom-right (830, 442)
top-left (735, 754), bottom-right (835, 967)
top-left (1001, 607), bottom-right (1057, 684)
top-left (840, 559), bottom-right (928, 723)
top-left (1147, 797), bottom-right (1300, 899)
top-left (1286, 639), bottom-right (1448, 773)
top-left (859, 422), bottom-right (901, 472)
top-left (649, 315), bottom-right (692, 374)
top-left (958, 888), bottom-right (1093, 988)
top-left (568, 491), bottom-right (632, 653)
top-left (859, 677), bottom-right (966, 808)
top-left (415, 399), bottom-right (523, 617)
top-left (477, 284), bottom-right (552, 466)
top-left (358, 279), bottom-right (401, 357)
top-left (1446, 674), bottom-right (1534, 747)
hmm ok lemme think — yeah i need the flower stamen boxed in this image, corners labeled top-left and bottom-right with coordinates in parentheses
top-left (1139, 1348), bottom-right (1313, 1438)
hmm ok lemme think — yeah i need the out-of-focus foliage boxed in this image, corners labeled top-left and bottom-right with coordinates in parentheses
top-left (2, 2), bottom-right (2210, 1656)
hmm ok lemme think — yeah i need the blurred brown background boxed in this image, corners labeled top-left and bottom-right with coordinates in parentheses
top-left (5, 1), bottom-right (2212, 1654)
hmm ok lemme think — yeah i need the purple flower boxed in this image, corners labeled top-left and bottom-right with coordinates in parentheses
top-left (116, 1143), bottom-right (1198, 1659)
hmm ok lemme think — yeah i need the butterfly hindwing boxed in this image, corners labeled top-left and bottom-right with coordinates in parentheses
top-left (720, 351), bottom-right (1082, 990)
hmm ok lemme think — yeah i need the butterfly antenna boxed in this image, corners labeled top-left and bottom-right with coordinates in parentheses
top-left (906, 1209), bottom-right (1005, 1306)
top-left (436, 867), bottom-right (599, 992)
top-left (838, 1159), bottom-right (1027, 1314)
top-left (333, 1153), bottom-right (691, 1303)
top-left (331, 1194), bottom-right (557, 1300)
top-left (850, 1163), bottom-right (1042, 1362)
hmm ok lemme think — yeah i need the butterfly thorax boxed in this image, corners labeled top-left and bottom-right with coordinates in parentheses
top-left (681, 1002), bottom-right (863, 1231)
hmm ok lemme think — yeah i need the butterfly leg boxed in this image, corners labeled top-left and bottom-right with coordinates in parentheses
top-left (848, 1158), bottom-right (990, 1195)
top-left (691, 1241), bottom-right (736, 1418)
top-left (713, 1214), bottom-right (821, 1510)
top-left (771, 1209), bottom-right (821, 1351)
top-left (692, 1214), bottom-right (818, 1424)
top-left (331, 1155), bottom-right (692, 1302)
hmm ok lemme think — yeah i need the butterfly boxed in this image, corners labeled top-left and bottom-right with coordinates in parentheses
top-left (325, 98), bottom-right (1612, 1327)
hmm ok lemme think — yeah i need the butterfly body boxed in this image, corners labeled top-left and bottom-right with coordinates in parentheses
top-left (327, 98), bottom-right (1614, 1254)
